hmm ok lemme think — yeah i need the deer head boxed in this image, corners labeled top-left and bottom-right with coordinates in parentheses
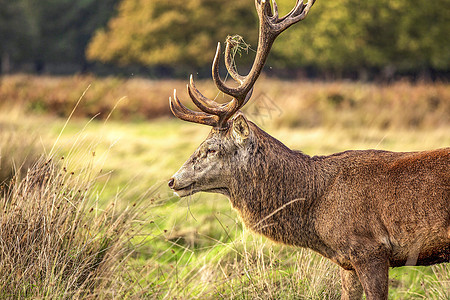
top-left (168, 0), bottom-right (315, 197)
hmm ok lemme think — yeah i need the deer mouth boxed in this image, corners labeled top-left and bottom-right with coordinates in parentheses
top-left (173, 183), bottom-right (196, 197)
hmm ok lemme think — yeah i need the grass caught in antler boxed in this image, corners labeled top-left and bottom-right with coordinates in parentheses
top-left (226, 35), bottom-right (253, 58)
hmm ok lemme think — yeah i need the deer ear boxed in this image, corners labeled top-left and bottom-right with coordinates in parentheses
top-left (231, 114), bottom-right (250, 144)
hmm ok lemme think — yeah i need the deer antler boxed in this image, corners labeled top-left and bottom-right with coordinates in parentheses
top-left (170, 0), bottom-right (316, 129)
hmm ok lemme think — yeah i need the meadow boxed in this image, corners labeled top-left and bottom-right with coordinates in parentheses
top-left (0, 75), bottom-right (449, 299)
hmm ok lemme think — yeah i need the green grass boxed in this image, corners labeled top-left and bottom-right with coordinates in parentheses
top-left (16, 117), bottom-right (450, 298)
top-left (0, 77), bottom-right (449, 298)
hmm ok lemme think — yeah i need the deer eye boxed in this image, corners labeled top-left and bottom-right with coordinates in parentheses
top-left (206, 149), bottom-right (217, 155)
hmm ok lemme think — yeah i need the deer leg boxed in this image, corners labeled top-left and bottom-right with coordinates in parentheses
top-left (340, 268), bottom-right (363, 300)
top-left (352, 257), bottom-right (389, 300)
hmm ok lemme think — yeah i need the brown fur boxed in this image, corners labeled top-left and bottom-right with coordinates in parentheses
top-left (170, 116), bottom-right (450, 300)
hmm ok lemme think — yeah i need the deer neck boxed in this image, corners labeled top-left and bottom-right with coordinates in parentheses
top-left (228, 128), bottom-right (335, 247)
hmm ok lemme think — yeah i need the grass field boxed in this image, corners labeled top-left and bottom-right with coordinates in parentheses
top-left (0, 76), bottom-right (449, 299)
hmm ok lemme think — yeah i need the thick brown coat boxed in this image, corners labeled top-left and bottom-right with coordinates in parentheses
top-left (170, 117), bottom-right (450, 299)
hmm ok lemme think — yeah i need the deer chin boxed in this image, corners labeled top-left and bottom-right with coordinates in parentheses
top-left (173, 184), bottom-right (229, 198)
top-left (173, 183), bottom-right (196, 197)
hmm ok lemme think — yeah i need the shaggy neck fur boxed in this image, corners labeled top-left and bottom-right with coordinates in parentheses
top-left (228, 124), bottom-right (339, 249)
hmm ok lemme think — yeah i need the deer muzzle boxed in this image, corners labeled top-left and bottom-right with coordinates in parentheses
top-left (168, 173), bottom-right (196, 197)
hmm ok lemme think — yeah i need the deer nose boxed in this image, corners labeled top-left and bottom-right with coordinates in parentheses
top-left (168, 178), bottom-right (175, 189)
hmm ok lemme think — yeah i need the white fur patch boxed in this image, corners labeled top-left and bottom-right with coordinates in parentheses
top-left (379, 235), bottom-right (391, 247)
top-left (232, 130), bottom-right (244, 144)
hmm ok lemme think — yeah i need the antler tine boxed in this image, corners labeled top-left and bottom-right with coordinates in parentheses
top-left (269, 0), bottom-right (279, 21)
top-left (273, 0), bottom-right (315, 31)
top-left (187, 76), bottom-right (239, 117)
top-left (276, 0), bottom-right (305, 23)
top-left (169, 89), bottom-right (218, 127)
top-left (296, 0), bottom-right (316, 20)
top-left (187, 75), bottom-right (221, 113)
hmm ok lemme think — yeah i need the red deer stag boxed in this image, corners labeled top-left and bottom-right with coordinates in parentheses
top-left (167, 0), bottom-right (450, 299)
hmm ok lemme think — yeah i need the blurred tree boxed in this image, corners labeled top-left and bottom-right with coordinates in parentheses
top-left (0, 0), bottom-right (33, 73)
top-left (88, 0), bottom-right (449, 77)
top-left (0, 0), bottom-right (119, 73)
top-left (28, 0), bottom-right (120, 72)
top-left (87, 0), bottom-right (257, 69)
top-left (271, 0), bottom-right (449, 78)
top-left (1, 0), bottom-right (448, 77)
top-left (272, 0), bottom-right (397, 72)
top-left (396, 0), bottom-right (450, 73)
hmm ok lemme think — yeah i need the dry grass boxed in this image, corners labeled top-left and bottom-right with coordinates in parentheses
top-left (202, 234), bottom-right (341, 299)
top-left (1, 75), bottom-right (449, 130)
top-left (0, 75), bottom-right (172, 120)
top-left (0, 131), bottom-right (153, 298)
top-left (251, 78), bottom-right (450, 130)
top-left (0, 107), bottom-right (43, 186)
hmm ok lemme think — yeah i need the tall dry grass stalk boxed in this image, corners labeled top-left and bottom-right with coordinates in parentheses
top-left (0, 86), bottom-right (159, 299)
top-left (219, 229), bottom-right (341, 299)
top-left (0, 102), bottom-right (153, 298)
top-left (143, 225), bottom-right (341, 299)
top-left (208, 239), bottom-right (341, 299)
top-left (0, 155), bottom-right (151, 298)
top-left (425, 264), bottom-right (450, 300)
top-left (0, 107), bottom-right (42, 186)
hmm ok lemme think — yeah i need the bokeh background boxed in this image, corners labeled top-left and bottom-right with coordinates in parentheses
top-left (1, 0), bottom-right (449, 80)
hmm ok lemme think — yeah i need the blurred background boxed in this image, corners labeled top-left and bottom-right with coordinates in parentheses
top-left (1, 0), bottom-right (449, 80)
